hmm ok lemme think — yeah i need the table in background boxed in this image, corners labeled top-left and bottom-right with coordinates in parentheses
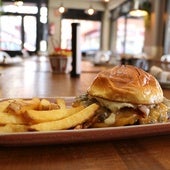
top-left (0, 56), bottom-right (169, 170)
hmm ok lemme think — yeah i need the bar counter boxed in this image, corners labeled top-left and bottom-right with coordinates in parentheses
top-left (0, 56), bottom-right (169, 170)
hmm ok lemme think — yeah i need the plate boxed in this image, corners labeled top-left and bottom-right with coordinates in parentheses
top-left (0, 97), bottom-right (170, 146)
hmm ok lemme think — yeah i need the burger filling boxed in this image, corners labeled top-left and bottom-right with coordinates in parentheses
top-left (72, 94), bottom-right (168, 128)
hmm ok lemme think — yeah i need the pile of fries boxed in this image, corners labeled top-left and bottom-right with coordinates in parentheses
top-left (0, 98), bottom-right (99, 133)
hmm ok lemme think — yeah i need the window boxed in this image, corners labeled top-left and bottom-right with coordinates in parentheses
top-left (61, 19), bottom-right (101, 53)
top-left (0, 1), bottom-right (48, 54)
top-left (0, 4), bottom-right (37, 52)
top-left (23, 16), bottom-right (37, 51)
top-left (116, 16), bottom-right (145, 55)
top-left (0, 15), bottom-right (22, 51)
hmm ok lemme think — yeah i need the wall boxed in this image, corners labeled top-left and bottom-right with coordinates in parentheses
top-left (47, 0), bottom-right (126, 54)
top-left (48, 0), bottom-right (105, 54)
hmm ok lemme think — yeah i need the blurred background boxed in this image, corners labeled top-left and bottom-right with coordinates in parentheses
top-left (0, 0), bottom-right (169, 68)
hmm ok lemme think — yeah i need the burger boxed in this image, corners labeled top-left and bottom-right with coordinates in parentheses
top-left (73, 65), bottom-right (169, 128)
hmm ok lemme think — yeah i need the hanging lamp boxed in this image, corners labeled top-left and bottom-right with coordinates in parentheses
top-left (14, 0), bottom-right (23, 6)
top-left (129, 0), bottom-right (148, 17)
top-left (58, 3), bottom-right (66, 14)
top-left (85, 5), bottom-right (96, 15)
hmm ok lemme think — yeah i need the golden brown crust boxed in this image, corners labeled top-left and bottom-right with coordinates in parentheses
top-left (87, 65), bottom-right (163, 104)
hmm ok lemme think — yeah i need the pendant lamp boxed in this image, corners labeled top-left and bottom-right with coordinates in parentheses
top-left (58, 3), bottom-right (66, 14)
top-left (85, 5), bottom-right (96, 15)
top-left (14, 0), bottom-right (23, 6)
top-left (129, 0), bottom-right (148, 17)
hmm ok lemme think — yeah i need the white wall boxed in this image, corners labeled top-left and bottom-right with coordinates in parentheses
top-left (48, 0), bottom-right (126, 54)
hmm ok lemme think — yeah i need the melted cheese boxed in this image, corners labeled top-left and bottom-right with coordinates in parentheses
top-left (95, 97), bottom-right (168, 126)
top-left (104, 113), bottom-right (116, 125)
top-left (95, 97), bottom-right (135, 113)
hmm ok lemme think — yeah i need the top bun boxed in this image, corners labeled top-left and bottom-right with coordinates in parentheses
top-left (87, 65), bottom-right (163, 104)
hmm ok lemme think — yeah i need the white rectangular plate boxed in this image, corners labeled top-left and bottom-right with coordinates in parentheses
top-left (0, 97), bottom-right (170, 146)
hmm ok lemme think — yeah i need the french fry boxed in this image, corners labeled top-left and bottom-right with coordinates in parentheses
top-left (39, 99), bottom-right (51, 110)
top-left (30, 103), bottom-right (99, 131)
top-left (0, 124), bottom-right (28, 133)
top-left (56, 98), bottom-right (66, 109)
top-left (39, 99), bottom-right (60, 110)
top-left (5, 98), bottom-right (41, 115)
top-left (26, 105), bottom-right (84, 124)
top-left (0, 98), bottom-right (101, 133)
top-left (0, 112), bottom-right (26, 125)
top-left (50, 103), bottom-right (60, 110)
top-left (0, 100), bottom-right (13, 112)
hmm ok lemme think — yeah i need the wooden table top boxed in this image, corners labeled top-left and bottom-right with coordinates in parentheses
top-left (0, 56), bottom-right (169, 170)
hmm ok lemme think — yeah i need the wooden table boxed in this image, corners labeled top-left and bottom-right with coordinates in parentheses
top-left (0, 56), bottom-right (169, 170)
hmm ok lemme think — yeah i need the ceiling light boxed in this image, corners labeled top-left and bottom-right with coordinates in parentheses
top-left (85, 6), bottom-right (96, 15)
top-left (129, 9), bottom-right (148, 17)
top-left (87, 7), bottom-right (95, 15)
top-left (14, 0), bottom-right (23, 6)
top-left (58, 4), bottom-right (66, 14)
top-left (129, 0), bottom-right (148, 17)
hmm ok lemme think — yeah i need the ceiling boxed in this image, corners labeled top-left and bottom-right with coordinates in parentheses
top-left (2, 0), bottom-right (128, 12)
top-left (51, 0), bottom-right (128, 11)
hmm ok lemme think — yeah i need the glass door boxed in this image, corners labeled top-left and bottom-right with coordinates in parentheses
top-left (23, 15), bottom-right (37, 51)
top-left (61, 19), bottom-right (101, 55)
top-left (0, 1), bottom-right (48, 56)
top-left (0, 15), bottom-right (22, 51)
top-left (115, 16), bottom-right (145, 55)
top-left (0, 15), bottom-right (37, 52)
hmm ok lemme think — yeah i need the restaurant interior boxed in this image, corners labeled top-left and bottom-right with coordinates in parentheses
top-left (0, 0), bottom-right (170, 170)
top-left (0, 0), bottom-right (170, 71)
